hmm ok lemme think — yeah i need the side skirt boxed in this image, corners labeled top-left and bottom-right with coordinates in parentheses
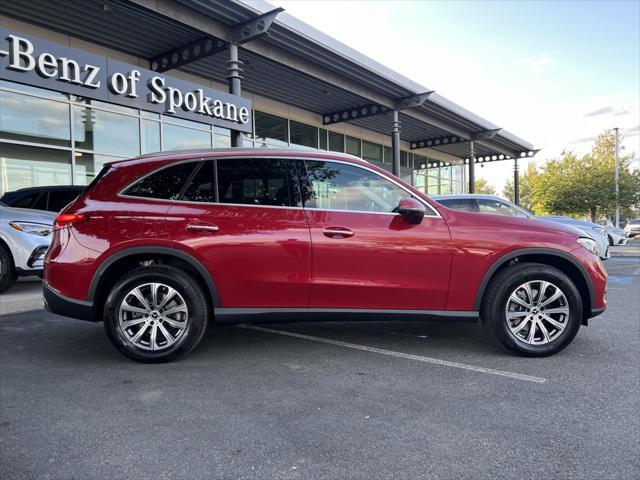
top-left (214, 308), bottom-right (479, 325)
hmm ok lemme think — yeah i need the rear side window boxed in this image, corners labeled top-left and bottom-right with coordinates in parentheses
top-left (438, 198), bottom-right (475, 212)
top-left (49, 190), bottom-right (80, 212)
top-left (216, 158), bottom-right (298, 207)
top-left (125, 162), bottom-right (197, 200)
top-left (12, 192), bottom-right (42, 209)
top-left (182, 161), bottom-right (215, 203)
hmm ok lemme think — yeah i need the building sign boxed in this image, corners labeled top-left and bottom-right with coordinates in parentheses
top-left (0, 29), bottom-right (253, 133)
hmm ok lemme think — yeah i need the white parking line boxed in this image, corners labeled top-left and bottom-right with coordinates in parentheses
top-left (239, 325), bottom-right (547, 384)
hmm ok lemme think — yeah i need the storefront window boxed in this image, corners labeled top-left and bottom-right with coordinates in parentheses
top-left (255, 111), bottom-right (288, 145)
top-left (0, 90), bottom-right (70, 147)
top-left (163, 123), bottom-right (211, 150)
top-left (427, 168), bottom-right (439, 194)
top-left (328, 131), bottom-right (344, 152)
top-left (362, 141), bottom-right (382, 164)
top-left (74, 106), bottom-right (139, 156)
top-left (290, 120), bottom-right (318, 148)
top-left (0, 80), bottom-right (67, 99)
top-left (451, 165), bottom-right (463, 193)
top-left (74, 152), bottom-right (122, 185)
top-left (345, 136), bottom-right (361, 157)
top-left (141, 120), bottom-right (160, 154)
top-left (319, 128), bottom-right (328, 150)
top-left (0, 143), bottom-right (71, 194)
top-left (383, 146), bottom-right (392, 164)
top-left (440, 166), bottom-right (452, 194)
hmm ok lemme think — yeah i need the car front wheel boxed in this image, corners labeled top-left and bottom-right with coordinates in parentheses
top-left (103, 265), bottom-right (209, 362)
top-left (481, 262), bottom-right (583, 356)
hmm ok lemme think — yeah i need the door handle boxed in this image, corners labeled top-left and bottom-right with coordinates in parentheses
top-left (322, 227), bottom-right (354, 238)
top-left (186, 223), bottom-right (220, 234)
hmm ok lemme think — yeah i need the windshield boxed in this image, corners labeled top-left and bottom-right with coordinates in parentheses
top-left (629, 219), bottom-right (640, 225)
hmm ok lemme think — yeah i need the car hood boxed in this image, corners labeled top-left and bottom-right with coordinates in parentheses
top-left (0, 206), bottom-right (56, 225)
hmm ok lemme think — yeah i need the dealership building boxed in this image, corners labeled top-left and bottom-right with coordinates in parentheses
top-left (0, 0), bottom-right (537, 201)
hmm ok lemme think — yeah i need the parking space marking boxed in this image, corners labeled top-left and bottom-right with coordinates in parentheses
top-left (239, 325), bottom-right (547, 384)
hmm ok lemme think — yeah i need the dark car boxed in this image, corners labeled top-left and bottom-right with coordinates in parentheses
top-left (43, 149), bottom-right (607, 362)
top-left (1, 186), bottom-right (84, 213)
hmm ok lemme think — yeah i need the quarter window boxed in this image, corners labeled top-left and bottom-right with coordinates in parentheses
top-left (302, 160), bottom-right (410, 213)
top-left (124, 162), bottom-right (197, 200)
top-left (216, 158), bottom-right (298, 207)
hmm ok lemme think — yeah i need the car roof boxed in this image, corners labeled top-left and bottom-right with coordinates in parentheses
top-left (107, 148), bottom-right (368, 169)
top-left (430, 194), bottom-right (507, 201)
top-left (3, 185), bottom-right (84, 194)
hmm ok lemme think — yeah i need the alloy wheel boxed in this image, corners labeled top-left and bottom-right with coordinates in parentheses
top-left (117, 283), bottom-right (189, 351)
top-left (505, 280), bottom-right (569, 345)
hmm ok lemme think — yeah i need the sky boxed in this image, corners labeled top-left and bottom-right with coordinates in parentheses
top-left (267, 0), bottom-right (640, 193)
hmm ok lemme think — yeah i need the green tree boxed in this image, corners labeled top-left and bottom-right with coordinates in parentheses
top-left (474, 178), bottom-right (496, 195)
top-left (503, 162), bottom-right (538, 211)
top-left (530, 130), bottom-right (640, 221)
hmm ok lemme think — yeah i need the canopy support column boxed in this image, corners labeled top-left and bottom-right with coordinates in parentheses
top-left (227, 43), bottom-right (243, 147)
top-left (468, 140), bottom-right (475, 193)
top-left (392, 110), bottom-right (401, 176)
top-left (513, 157), bottom-right (520, 205)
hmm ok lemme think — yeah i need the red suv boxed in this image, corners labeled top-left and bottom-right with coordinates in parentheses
top-left (44, 149), bottom-right (607, 362)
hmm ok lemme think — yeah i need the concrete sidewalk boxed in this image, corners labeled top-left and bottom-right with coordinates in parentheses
top-left (610, 241), bottom-right (640, 257)
top-left (0, 278), bottom-right (43, 316)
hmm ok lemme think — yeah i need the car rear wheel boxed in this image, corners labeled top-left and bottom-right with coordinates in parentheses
top-left (103, 265), bottom-right (208, 362)
top-left (481, 262), bottom-right (582, 356)
top-left (0, 245), bottom-right (17, 293)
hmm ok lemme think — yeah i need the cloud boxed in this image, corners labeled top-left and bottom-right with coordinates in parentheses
top-left (585, 106), bottom-right (634, 117)
top-left (514, 54), bottom-right (554, 75)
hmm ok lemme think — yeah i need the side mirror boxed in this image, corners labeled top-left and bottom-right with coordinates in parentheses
top-left (396, 197), bottom-right (426, 225)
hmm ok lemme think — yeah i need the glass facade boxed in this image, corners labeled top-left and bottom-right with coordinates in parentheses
top-left (0, 79), bottom-right (464, 196)
top-left (0, 80), bottom-right (231, 195)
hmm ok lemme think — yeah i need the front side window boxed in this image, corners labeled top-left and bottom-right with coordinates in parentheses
top-left (477, 198), bottom-right (526, 217)
top-left (302, 160), bottom-right (410, 213)
top-left (124, 162), bottom-right (197, 200)
top-left (216, 158), bottom-right (298, 207)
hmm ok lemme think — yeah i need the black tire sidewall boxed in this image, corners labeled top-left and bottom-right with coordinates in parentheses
top-left (103, 266), bottom-right (208, 362)
top-left (0, 245), bottom-right (17, 294)
top-left (482, 263), bottom-right (583, 357)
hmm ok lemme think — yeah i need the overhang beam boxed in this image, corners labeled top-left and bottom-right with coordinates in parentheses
top-left (149, 6), bottom-right (283, 73)
top-left (322, 91), bottom-right (433, 125)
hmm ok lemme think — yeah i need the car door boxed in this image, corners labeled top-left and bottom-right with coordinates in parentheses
top-left (166, 157), bottom-right (311, 308)
top-left (299, 159), bottom-right (451, 310)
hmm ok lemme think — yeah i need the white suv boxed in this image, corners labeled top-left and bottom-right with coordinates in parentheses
top-left (0, 201), bottom-right (55, 293)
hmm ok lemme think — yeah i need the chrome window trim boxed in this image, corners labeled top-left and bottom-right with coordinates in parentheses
top-left (116, 155), bottom-right (442, 218)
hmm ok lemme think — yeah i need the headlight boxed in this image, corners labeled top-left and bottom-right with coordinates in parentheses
top-left (577, 237), bottom-right (599, 255)
top-left (9, 222), bottom-right (52, 237)
top-left (592, 226), bottom-right (607, 237)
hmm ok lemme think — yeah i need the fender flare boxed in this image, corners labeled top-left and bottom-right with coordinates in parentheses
top-left (473, 247), bottom-right (595, 311)
top-left (88, 246), bottom-right (221, 307)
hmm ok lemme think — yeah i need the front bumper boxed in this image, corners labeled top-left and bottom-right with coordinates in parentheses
top-left (43, 282), bottom-right (95, 322)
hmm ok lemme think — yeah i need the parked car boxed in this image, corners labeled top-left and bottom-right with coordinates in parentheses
top-left (624, 218), bottom-right (640, 238)
top-left (599, 224), bottom-right (629, 246)
top-left (0, 201), bottom-right (55, 293)
top-left (44, 149), bottom-right (607, 362)
top-left (0, 185), bottom-right (84, 213)
top-left (540, 216), bottom-right (610, 258)
top-left (432, 195), bottom-right (610, 260)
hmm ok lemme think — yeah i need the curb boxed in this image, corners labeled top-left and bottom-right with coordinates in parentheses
top-left (0, 295), bottom-right (43, 316)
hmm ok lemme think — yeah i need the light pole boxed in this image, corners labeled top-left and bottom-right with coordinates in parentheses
top-left (614, 127), bottom-right (620, 228)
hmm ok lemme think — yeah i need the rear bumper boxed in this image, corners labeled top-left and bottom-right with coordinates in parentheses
top-left (43, 283), bottom-right (95, 322)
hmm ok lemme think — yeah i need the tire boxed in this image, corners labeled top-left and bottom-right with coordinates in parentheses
top-left (0, 245), bottom-right (17, 294)
top-left (103, 265), bottom-right (209, 363)
top-left (481, 262), bottom-right (582, 357)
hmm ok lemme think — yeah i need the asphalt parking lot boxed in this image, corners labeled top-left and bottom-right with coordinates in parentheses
top-left (1, 257), bottom-right (639, 480)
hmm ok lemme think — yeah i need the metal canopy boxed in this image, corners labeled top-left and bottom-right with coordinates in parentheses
top-left (0, 0), bottom-right (539, 161)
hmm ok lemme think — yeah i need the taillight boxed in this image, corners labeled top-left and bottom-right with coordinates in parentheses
top-left (54, 213), bottom-right (89, 230)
